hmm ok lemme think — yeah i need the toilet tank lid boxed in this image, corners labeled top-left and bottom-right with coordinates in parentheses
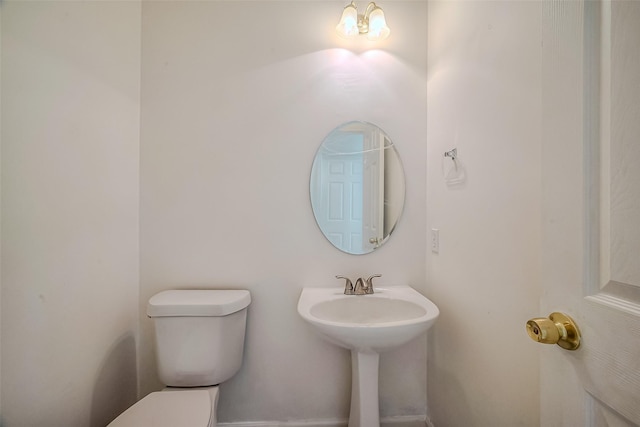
top-left (147, 290), bottom-right (251, 317)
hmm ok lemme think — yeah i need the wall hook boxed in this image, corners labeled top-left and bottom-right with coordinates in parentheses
top-left (444, 148), bottom-right (457, 160)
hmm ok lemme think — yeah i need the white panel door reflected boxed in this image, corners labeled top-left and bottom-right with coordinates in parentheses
top-left (318, 134), bottom-right (364, 253)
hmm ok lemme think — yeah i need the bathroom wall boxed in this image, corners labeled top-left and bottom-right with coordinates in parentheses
top-left (139, 1), bottom-right (428, 424)
top-left (1, 2), bottom-right (141, 426)
top-left (426, 1), bottom-right (541, 426)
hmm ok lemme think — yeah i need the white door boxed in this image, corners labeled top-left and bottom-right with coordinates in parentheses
top-left (316, 137), bottom-right (364, 253)
top-left (539, 1), bottom-right (640, 425)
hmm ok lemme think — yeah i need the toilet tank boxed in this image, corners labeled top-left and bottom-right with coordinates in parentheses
top-left (147, 289), bottom-right (251, 387)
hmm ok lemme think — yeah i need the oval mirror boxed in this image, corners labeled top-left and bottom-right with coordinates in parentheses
top-left (310, 121), bottom-right (406, 255)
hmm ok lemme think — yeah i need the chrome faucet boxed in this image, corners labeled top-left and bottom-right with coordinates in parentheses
top-left (336, 274), bottom-right (382, 295)
top-left (354, 277), bottom-right (368, 295)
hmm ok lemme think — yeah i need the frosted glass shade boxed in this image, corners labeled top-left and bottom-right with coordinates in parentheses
top-left (336, 4), bottom-right (359, 38)
top-left (366, 6), bottom-right (390, 40)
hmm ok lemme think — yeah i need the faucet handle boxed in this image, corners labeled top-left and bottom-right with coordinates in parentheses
top-left (336, 275), bottom-right (355, 295)
top-left (365, 274), bottom-right (382, 294)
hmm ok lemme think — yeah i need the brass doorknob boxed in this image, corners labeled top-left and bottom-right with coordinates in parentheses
top-left (526, 312), bottom-right (581, 350)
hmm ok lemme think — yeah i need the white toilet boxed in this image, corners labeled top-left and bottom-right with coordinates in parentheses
top-left (108, 289), bottom-right (251, 427)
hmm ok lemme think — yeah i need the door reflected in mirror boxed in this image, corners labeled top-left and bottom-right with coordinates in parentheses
top-left (310, 121), bottom-right (405, 255)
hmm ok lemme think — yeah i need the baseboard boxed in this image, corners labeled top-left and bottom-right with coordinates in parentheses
top-left (218, 415), bottom-right (428, 427)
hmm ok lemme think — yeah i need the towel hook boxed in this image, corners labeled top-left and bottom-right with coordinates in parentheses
top-left (444, 148), bottom-right (457, 160)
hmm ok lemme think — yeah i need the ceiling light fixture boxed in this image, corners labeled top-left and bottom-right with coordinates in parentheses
top-left (336, 2), bottom-right (390, 41)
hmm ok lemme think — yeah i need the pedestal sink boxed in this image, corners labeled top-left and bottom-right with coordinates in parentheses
top-left (297, 286), bottom-right (439, 427)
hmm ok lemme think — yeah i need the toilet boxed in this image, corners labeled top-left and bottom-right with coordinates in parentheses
top-left (108, 289), bottom-right (251, 427)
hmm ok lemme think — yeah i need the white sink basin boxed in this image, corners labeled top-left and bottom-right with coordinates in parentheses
top-left (298, 285), bottom-right (439, 353)
top-left (297, 285), bottom-right (439, 427)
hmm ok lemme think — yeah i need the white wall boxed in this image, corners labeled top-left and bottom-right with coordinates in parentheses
top-left (139, 1), bottom-right (428, 423)
top-left (1, 2), bottom-right (141, 426)
top-left (426, 1), bottom-right (541, 425)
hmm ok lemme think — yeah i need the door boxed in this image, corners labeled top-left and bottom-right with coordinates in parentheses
top-left (540, 1), bottom-right (640, 425)
top-left (315, 134), bottom-right (364, 253)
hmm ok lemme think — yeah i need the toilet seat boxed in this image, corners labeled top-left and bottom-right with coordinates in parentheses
top-left (108, 388), bottom-right (218, 427)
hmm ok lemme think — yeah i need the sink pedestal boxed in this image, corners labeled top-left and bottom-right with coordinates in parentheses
top-left (349, 351), bottom-right (380, 427)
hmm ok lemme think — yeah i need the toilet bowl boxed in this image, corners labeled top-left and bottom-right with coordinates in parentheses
top-left (108, 289), bottom-right (251, 427)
